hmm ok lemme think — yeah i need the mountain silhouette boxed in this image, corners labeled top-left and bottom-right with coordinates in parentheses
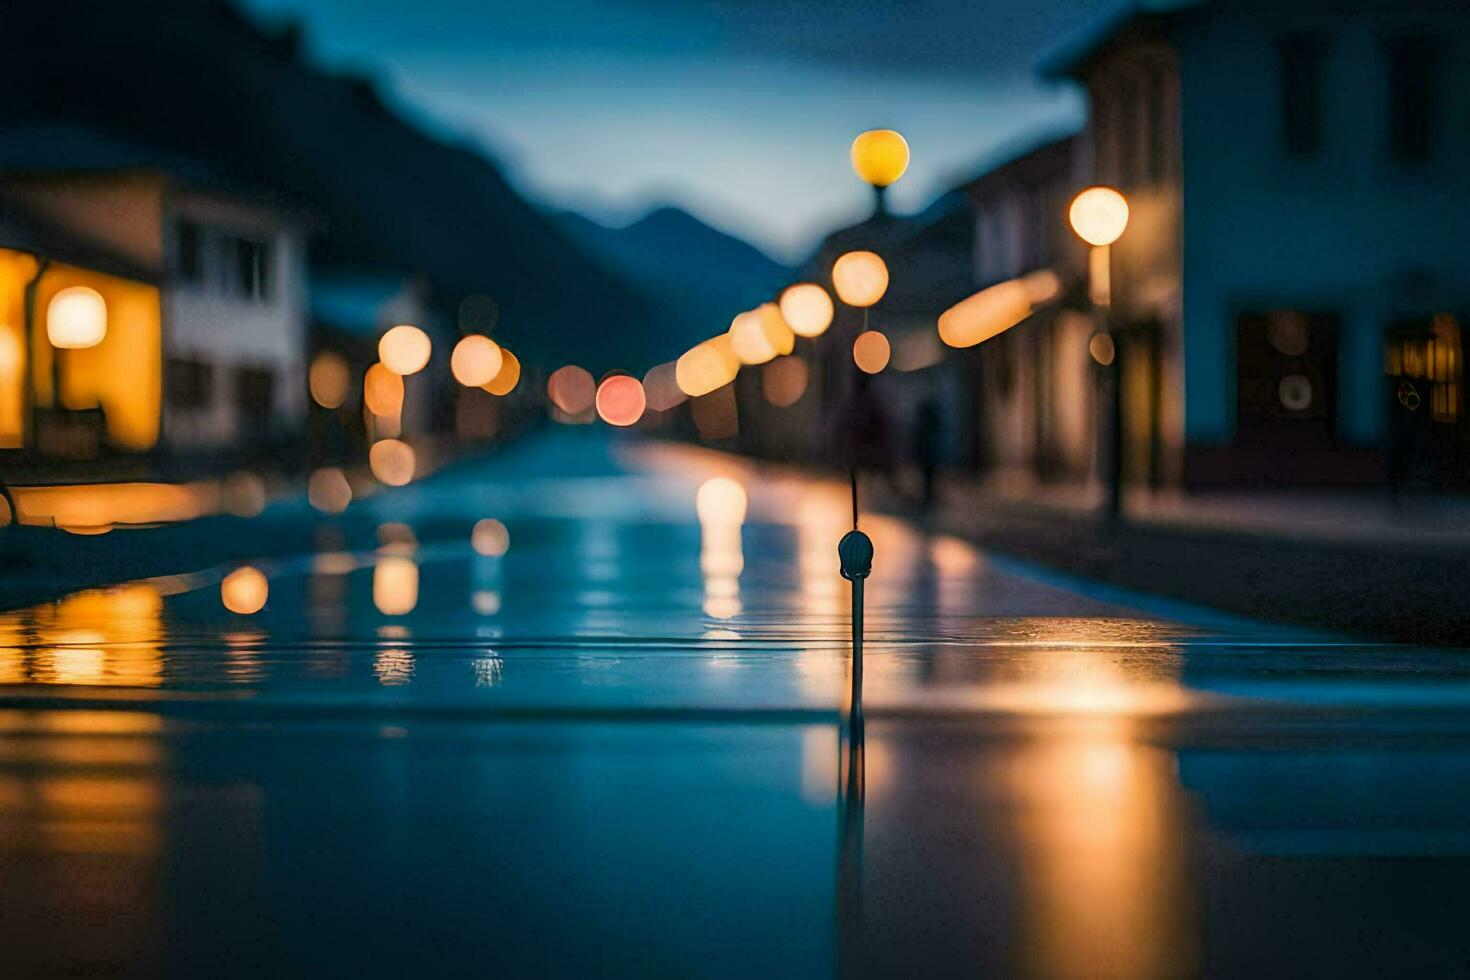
top-left (0, 0), bottom-right (670, 374)
top-left (553, 206), bottom-right (792, 360)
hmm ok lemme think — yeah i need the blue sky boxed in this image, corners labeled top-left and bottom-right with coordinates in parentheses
top-left (241, 0), bottom-right (1101, 262)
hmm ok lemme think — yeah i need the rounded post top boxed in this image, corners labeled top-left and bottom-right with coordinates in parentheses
top-left (839, 530), bottom-right (874, 581)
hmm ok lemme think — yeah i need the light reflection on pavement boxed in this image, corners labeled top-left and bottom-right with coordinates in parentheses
top-left (3, 428), bottom-right (1470, 978)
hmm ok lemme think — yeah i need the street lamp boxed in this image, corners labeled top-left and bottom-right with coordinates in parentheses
top-left (1068, 186), bottom-right (1129, 523)
top-left (851, 129), bottom-right (909, 215)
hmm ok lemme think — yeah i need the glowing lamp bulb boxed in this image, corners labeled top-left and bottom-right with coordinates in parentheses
top-left (378, 324), bottom-right (432, 375)
top-left (1069, 186), bottom-right (1130, 247)
top-left (852, 330), bottom-right (891, 374)
top-left (832, 251), bottom-right (888, 308)
top-left (450, 335), bottom-right (503, 387)
top-left (779, 283), bottom-right (834, 338)
top-left (482, 348), bottom-right (521, 396)
top-left (851, 129), bottom-right (910, 187)
top-left (47, 286), bottom-right (107, 349)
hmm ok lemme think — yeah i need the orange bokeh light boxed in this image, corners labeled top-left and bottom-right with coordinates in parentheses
top-left (596, 375), bottom-right (646, 427)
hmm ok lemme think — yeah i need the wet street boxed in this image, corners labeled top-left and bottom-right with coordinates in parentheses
top-left (4, 428), bottom-right (1470, 978)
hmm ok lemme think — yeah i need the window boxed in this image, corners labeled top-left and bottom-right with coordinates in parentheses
top-left (166, 357), bottom-right (214, 410)
top-left (1387, 36), bottom-right (1438, 163)
top-left (234, 238), bottom-right (272, 301)
top-left (1279, 33), bottom-right (1324, 157)
top-left (175, 220), bottom-right (203, 283)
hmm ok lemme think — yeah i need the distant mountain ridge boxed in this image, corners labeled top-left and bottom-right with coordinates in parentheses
top-left (553, 206), bottom-right (792, 357)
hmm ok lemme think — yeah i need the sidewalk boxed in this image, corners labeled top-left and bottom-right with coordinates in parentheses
top-left (912, 472), bottom-right (1470, 645)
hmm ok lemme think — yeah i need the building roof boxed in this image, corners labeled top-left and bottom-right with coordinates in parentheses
top-left (1036, 0), bottom-right (1204, 78)
top-left (957, 131), bottom-right (1079, 199)
top-left (0, 194), bottom-right (160, 284)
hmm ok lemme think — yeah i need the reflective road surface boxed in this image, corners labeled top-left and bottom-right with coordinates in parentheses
top-left (4, 430), bottom-right (1470, 977)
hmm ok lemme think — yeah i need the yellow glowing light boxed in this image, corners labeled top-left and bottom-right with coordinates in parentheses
top-left (472, 518), bottom-right (510, 556)
top-left (47, 286), bottom-right (107, 349)
top-left (547, 365), bottom-right (595, 415)
top-left (779, 283), bottom-right (834, 338)
top-left (852, 330), bottom-right (891, 374)
top-left (832, 251), bottom-right (888, 308)
top-left (378, 324), bottom-right (432, 376)
top-left (596, 374), bottom-right (646, 426)
top-left (373, 556), bottom-right (419, 616)
top-left (851, 129), bottom-right (910, 187)
top-left (221, 566), bottom-right (268, 615)
top-left (450, 335), bottom-right (503, 387)
top-left (763, 356), bottom-right (809, 407)
top-left (676, 335), bottom-right (740, 397)
top-left (307, 467), bottom-right (352, 513)
top-left (482, 347), bottom-right (520, 396)
top-left (308, 351), bottom-right (350, 409)
top-left (642, 362), bottom-right (686, 412)
top-left (729, 304), bottom-right (794, 366)
top-left (1069, 186), bottom-right (1130, 247)
top-left (363, 363), bottom-right (404, 417)
top-left (369, 439), bottom-right (416, 486)
top-left (696, 476), bottom-right (747, 525)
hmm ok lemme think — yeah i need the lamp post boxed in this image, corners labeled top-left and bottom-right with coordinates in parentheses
top-left (1068, 186), bottom-right (1129, 523)
top-left (851, 129), bottom-right (909, 217)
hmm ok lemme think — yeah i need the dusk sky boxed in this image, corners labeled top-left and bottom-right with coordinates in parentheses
top-left (240, 0), bottom-right (1104, 261)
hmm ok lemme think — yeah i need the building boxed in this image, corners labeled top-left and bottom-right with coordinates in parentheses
top-left (0, 126), bottom-right (310, 463)
top-left (1044, 0), bottom-right (1470, 487)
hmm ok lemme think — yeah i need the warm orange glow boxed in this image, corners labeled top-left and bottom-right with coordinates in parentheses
top-left (309, 351), bottom-right (350, 409)
top-left (852, 330), bottom-right (891, 374)
top-left (729, 304), bottom-right (795, 366)
top-left (373, 556), bottom-right (419, 615)
top-left (472, 518), bottom-right (510, 556)
top-left (482, 347), bottom-right (520, 396)
top-left (378, 324), bottom-right (432, 376)
top-left (369, 438), bottom-right (416, 486)
top-left (1089, 333), bottom-right (1117, 366)
top-left (222, 471), bottom-right (267, 517)
top-left (1069, 186), bottom-right (1130, 247)
top-left (0, 584), bottom-right (164, 688)
top-left (779, 283), bottom-right (834, 338)
top-left (47, 286), bottom-right (107, 349)
top-left (697, 477), bottom-right (746, 619)
top-left (850, 129), bottom-right (910, 187)
top-left (832, 251), bottom-right (888, 307)
top-left (363, 362), bottom-right (404, 417)
top-left (450, 335), bottom-right (503, 387)
top-left (676, 335), bottom-right (740, 397)
top-left (307, 467), bottom-right (352, 513)
top-left (763, 356), bottom-right (808, 407)
top-left (939, 280), bottom-right (1029, 348)
top-left (547, 365), bottom-right (595, 415)
top-left (595, 374), bottom-right (646, 426)
top-left (642, 361), bottom-right (686, 412)
top-left (221, 566), bottom-right (269, 615)
top-left (9, 481), bottom-right (219, 531)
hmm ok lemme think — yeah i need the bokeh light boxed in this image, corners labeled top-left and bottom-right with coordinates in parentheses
top-left (378, 324), bottom-right (432, 376)
top-left (47, 286), bottom-right (107, 349)
top-left (369, 439), bottom-right (416, 486)
top-left (696, 476), bottom-right (747, 525)
top-left (832, 251), bottom-right (889, 307)
top-left (482, 347), bottom-right (521, 395)
top-left (373, 556), bottom-right (419, 616)
top-left (309, 351), bottom-right (351, 409)
top-left (450, 335), bottom-right (503, 387)
top-left (676, 335), bottom-right (739, 397)
top-left (363, 363), bottom-right (405, 417)
top-left (547, 365), bottom-right (595, 415)
top-left (596, 374), bottom-right (646, 426)
top-left (642, 362), bottom-right (686, 412)
top-left (222, 471), bottom-right (267, 517)
top-left (763, 356), bottom-right (808, 407)
top-left (779, 283), bottom-right (834, 338)
top-left (221, 566), bottom-right (268, 615)
top-left (472, 518), bottom-right (510, 556)
top-left (1069, 186), bottom-right (1130, 247)
top-left (307, 467), bottom-right (352, 514)
top-left (1089, 332), bottom-right (1117, 366)
top-left (851, 129), bottom-right (910, 187)
top-left (853, 330), bottom-right (891, 374)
